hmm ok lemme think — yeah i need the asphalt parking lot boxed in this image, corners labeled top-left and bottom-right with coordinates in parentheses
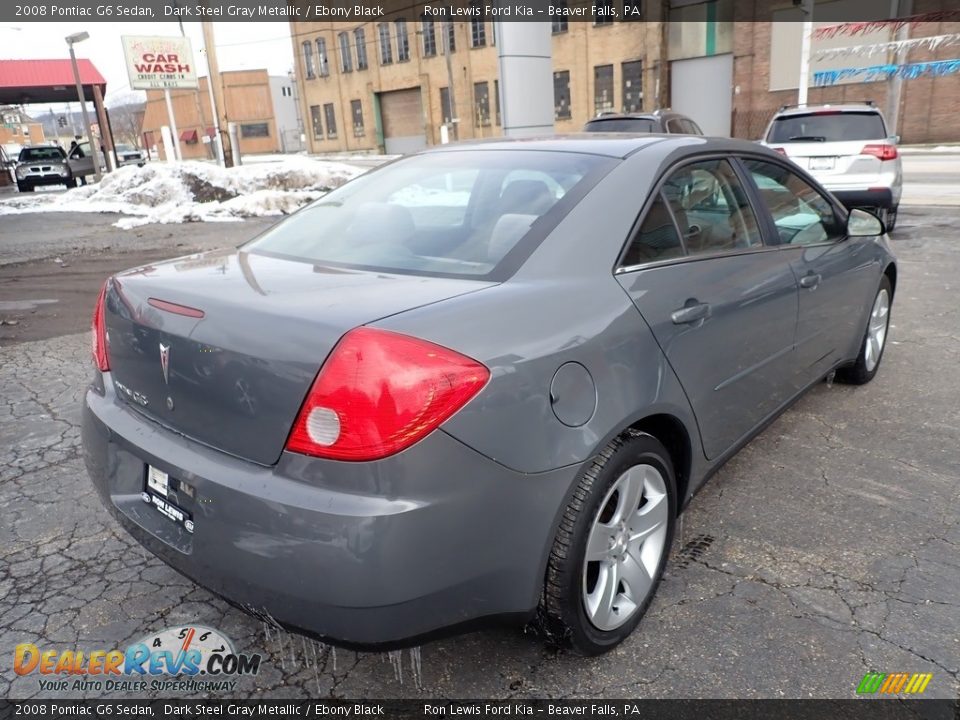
top-left (1, 165), bottom-right (959, 700)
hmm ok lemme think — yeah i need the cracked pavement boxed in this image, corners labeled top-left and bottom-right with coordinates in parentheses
top-left (1, 207), bottom-right (959, 701)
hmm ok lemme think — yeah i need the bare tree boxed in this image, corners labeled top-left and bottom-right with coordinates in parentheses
top-left (109, 102), bottom-right (146, 149)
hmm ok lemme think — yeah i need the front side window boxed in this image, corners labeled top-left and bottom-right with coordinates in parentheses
top-left (246, 150), bottom-right (615, 280)
top-left (338, 32), bottom-right (353, 72)
top-left (355, 28), bottom-right (368, 70)
top-left (744, 159), bottom-right (843, 246)
top-left (621, 192), bottom-right (683, 266)
top-left (660, 159), bottom-right (763, 256)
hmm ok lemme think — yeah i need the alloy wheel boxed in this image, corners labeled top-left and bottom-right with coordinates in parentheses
top-left (864, 288), bottom-right (890, 373)
top-left (582, 464), bottom-right (669, 631)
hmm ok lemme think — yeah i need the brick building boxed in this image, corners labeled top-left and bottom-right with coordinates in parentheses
top-left (291, 2), bottom-right (960, 153)
top-left (141, 69), bottom-right (300, 160)
top-left (289, 15), bottom-right (669, 154)
top-left (0, 106), bottom-right (46, 149)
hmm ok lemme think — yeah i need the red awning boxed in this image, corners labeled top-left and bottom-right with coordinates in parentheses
top-left (179, 129), bottom-right (198, 142)
top-left (0, 59), bottom-right (106, 105)
top-left (205, 127), bottom-right (216, 138)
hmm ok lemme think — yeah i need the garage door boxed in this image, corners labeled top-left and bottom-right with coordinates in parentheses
top-left (670, 54), bottom-right (733, 137)
top-left (379, 88), bottom-right (427, 154)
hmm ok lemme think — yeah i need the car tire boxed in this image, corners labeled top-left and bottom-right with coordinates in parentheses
top-left (537, 431), bottom-right (676, 655)
top-left (885, 205), bottom-right (898, 233)
top-left (17, 182), bottom-right (33, 193)
top-left (836, 275), bottom-right (893, 385)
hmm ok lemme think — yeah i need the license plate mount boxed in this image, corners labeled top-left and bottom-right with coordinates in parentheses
top-left (809, 156), bottom-right (836, 171)
top-left (143, 465), bottom-right (194, 533)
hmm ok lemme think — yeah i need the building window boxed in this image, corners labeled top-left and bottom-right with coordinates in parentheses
top-left (623, 0), bottom-right (642, 19)
top-left (396, 19), bottom-right (410, 61)
top-left (594, 64), bottom-right (614, 114)
top-left (440, 87), bottom-right (453, 124)
top-left (471, 12), bottom-right (486, 47)
top-left (317, 38), bottom-right (329, 77)
top-left (622, 60), bottom-right (643, 112)
top-left (338, 32), bottom-right (353, 73)
top-left (444, 21), bottom-right (456, 53)
top-left (552, 1), bottom-right (568, 33)
top-left (421, 17), bottom-right (437, 57)
top-left (594, 0), bottom-right (614, 24)
top-left (378, 23), bottom-right (393, 64)
top-left (240, 122), bottom-right (270, 138)
top-left (350, 99), bottom-right (365, 137)
top-left (324, 103), bottom-right (337, 138)
top-left (302, 41), bottom-right (315, 79)
top-left (310, 105), bottom-right (323, 140)
top-left (474, 81), bottom-right (490, 126)
top-left (355, 28), bottom-right (368, 70)
top-left (554, 71), bottom-right (571, 120)
top-left (494, 79), bottom-right (500, 125)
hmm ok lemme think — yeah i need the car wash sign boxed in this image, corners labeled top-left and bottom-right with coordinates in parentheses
top-left (122, 35), bottom-right (198, 90)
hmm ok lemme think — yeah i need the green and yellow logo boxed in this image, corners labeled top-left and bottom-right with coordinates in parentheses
top-left (857, 672), bottom-right (933, 695)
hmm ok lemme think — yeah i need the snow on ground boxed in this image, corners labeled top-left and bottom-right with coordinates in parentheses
top-left (0, 158), bottom-right (364, 229)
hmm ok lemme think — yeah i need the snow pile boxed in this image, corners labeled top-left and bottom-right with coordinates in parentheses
top-left (0, 157), bottom-right (364, 228)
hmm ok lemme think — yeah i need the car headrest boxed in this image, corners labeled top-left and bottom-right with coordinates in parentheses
top-left (488, 213), bottom-right (537, 262)
top-left (346, 202), bottom-right (416, 244)
top-left (500, 179), bottom-right (556, 216)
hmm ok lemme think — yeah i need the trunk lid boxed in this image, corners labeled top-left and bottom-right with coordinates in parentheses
top-left (778, 140), bottom-right (884, 180)
top-left (104, 248), bottom-right (495, 465)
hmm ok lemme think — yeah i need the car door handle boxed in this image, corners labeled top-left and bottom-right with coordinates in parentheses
top-left (799, 273), bottom-right (822, 289)
top-left (671, 301), bottom-right (711, 325)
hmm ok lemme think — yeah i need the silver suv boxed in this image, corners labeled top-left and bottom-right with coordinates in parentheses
top-left (761, 102), bottom-right (902, 231)
top-left (15, 146), bottom-right (76, 192)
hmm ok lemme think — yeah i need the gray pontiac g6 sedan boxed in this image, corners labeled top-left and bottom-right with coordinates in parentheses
top-left (83, 135), bottom-right (896, 655)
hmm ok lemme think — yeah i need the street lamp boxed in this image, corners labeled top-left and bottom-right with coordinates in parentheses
top-left (65, 31), bottom-right (102, 183)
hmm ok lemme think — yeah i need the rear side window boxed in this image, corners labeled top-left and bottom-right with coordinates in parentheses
top-left (767, 111), bottom-right (887, 143)
top-left (247, 150), bottom-right (615, 279)
top-left (660, 159), bottom-right (763, 256)
top-left (622, 193), bottom-right (683, 266)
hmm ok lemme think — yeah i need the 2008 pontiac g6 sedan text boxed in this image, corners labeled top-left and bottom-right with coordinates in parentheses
top-left (83, 135), bottom-right (896, 655)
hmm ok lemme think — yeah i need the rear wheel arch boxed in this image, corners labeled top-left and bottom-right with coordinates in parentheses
top-left (625, 413), bottom-right (692, 514)
top-left (883, 262), bottom-right (897, 299)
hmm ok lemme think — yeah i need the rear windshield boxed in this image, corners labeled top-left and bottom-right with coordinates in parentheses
top-left (584, 118), bottom-right (658, 133)
top-left (767, 111), bottom-right (887, 143)
top-left (246, 150), bottom-right (615, 279)
top-left (19, 147), bottom-right (66, 162)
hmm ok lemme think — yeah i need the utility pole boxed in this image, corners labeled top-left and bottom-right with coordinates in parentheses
top-left (442, 19), bottom-right (458, 140)
top-left (798, 0), bottom-right (814, 106)
top-left (66, 31), bottom-right (103, 183)
top-left (886, 0), bottom-right (912, 137)
top-left (202, 21), bottom-right (231, 167)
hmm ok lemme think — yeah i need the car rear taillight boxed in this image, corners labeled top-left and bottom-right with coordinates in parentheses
top-left (286, 328), bottom-right (490, 461)
top-left (92, 281), bottom-right (110, 372)
top-left (861, 144), bottom-right (898, 161)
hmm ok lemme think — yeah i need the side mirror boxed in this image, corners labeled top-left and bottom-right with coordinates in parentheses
top-left (888, 134), bottom-right (901, 144)
top-left (847, 208), bottom-right (884, 237)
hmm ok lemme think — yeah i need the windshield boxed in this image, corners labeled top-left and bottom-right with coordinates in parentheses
top-left (19, 147), bottom-right (66, 162)
top-left (767, 111), bottom-right (887, 143)
top-left (585, 118), bottom-right (658, 133)
top-left (247, 150), bottom-right (615, 279)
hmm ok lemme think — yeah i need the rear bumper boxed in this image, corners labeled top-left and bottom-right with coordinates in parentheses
top-left (82, 375), bottom-right (577, 648)
top-left (829, 187), bottom-right (895, 209)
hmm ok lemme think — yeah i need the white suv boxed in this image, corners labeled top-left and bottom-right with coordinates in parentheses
top-left (761, 103), bottom-right (902, 231)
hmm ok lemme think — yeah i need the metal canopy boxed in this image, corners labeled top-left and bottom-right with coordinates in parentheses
top-left (0, 59), bottom-right (107, 105)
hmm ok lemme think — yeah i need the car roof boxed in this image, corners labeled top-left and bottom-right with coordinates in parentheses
top-left (423, 133), bottom-right (764, 160)
top-left (774, 103), bottom-right (883, 117)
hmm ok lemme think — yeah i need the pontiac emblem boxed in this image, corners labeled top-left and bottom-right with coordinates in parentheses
top-left (159, 343), bottom-right (170, 385)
